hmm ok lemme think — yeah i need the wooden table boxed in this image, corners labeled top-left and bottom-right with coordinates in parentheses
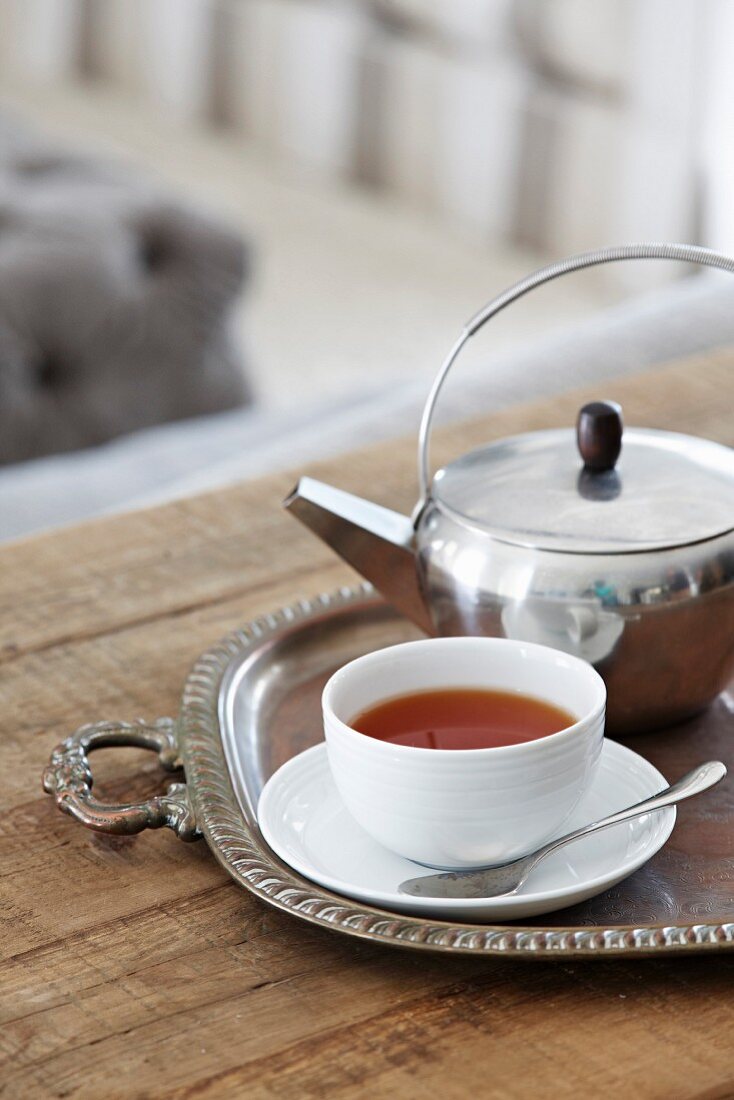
top-left (3, 352), bottom-right (734, 1099)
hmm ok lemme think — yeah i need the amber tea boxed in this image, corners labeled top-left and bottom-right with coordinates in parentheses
top-left (351, 688), bottom-right (576, 750)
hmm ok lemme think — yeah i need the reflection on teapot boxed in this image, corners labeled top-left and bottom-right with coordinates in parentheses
top-left (285, 245), bottom-right (734, 733)
top-left (501, 596), bottom-right (625, 667)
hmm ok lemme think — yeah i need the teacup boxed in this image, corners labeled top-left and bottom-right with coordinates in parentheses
top-left (323, 637), bottom-right (606, 869)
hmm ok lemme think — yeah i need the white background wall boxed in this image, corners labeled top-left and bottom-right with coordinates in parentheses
top-left (0, 0), bottom-right (722, 286)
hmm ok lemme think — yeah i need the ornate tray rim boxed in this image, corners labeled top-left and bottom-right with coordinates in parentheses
top-left (178, 582), bottom-right (734, 959)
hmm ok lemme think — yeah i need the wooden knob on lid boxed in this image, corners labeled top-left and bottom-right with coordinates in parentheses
top-left (576, 401), bottom-right (623, 472)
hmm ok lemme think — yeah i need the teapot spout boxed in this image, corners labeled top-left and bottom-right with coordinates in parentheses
top-left (284, 477), bottom-right (434, 634)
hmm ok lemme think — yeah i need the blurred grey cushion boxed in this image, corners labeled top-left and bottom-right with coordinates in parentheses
top-left (0, 113), bottom-right (250, 464)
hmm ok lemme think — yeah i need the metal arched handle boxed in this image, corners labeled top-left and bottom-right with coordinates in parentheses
top-left (417, 242), bottom-right (734, 503)
top-left (43, 717), bottom-right (200, 841)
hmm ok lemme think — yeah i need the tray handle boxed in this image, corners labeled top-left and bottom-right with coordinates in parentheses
top-left (42, 717), bottom-right (200, 841)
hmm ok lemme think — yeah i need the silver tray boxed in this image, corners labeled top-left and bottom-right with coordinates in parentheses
top-left (44, 583), bottom-right (734, 958)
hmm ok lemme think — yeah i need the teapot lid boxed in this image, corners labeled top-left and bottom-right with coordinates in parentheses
top-left (431, 402), bottom-right (734, 553)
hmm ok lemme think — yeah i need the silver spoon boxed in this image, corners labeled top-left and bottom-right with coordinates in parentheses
top-left (399, 760), bottom-right (726, 900)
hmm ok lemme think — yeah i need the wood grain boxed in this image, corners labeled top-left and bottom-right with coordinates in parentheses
top-left (1, 350), bottom-right (733, 1099)
top-left (1, 352), bottom-right (731, 662)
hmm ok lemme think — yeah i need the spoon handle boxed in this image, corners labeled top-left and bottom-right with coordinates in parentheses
top-left (531, 760), bottom-right (727, 867)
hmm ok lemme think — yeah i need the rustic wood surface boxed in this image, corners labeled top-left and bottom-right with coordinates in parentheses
top-left (2, 351), bottom-right (733, 1099)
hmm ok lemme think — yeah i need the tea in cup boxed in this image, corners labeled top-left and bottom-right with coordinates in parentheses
top-left (323, 637), bottom-right (606, 869)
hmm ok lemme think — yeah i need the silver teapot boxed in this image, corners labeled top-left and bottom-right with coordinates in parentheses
top-left (285, 244), bottom-right (734, 733)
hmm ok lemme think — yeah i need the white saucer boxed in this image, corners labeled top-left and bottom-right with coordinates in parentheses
top-left (257, 740), bottom-right (675, 921)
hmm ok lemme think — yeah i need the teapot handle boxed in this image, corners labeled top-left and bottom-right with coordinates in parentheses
top-left (417, 242), bottom-right (734, 503)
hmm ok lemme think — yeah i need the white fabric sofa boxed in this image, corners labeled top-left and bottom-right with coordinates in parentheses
top-left (0, 0), bottom-right (707, 282)
top-left (2, 270), bottom-right (731, 542)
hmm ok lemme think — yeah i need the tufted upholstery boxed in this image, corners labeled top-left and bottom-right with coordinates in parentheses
top-left (0, 114), bottom-right (250, 465)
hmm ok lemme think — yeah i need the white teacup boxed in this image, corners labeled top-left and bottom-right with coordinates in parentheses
top-left (323, 637), bottom-right (606, 869)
